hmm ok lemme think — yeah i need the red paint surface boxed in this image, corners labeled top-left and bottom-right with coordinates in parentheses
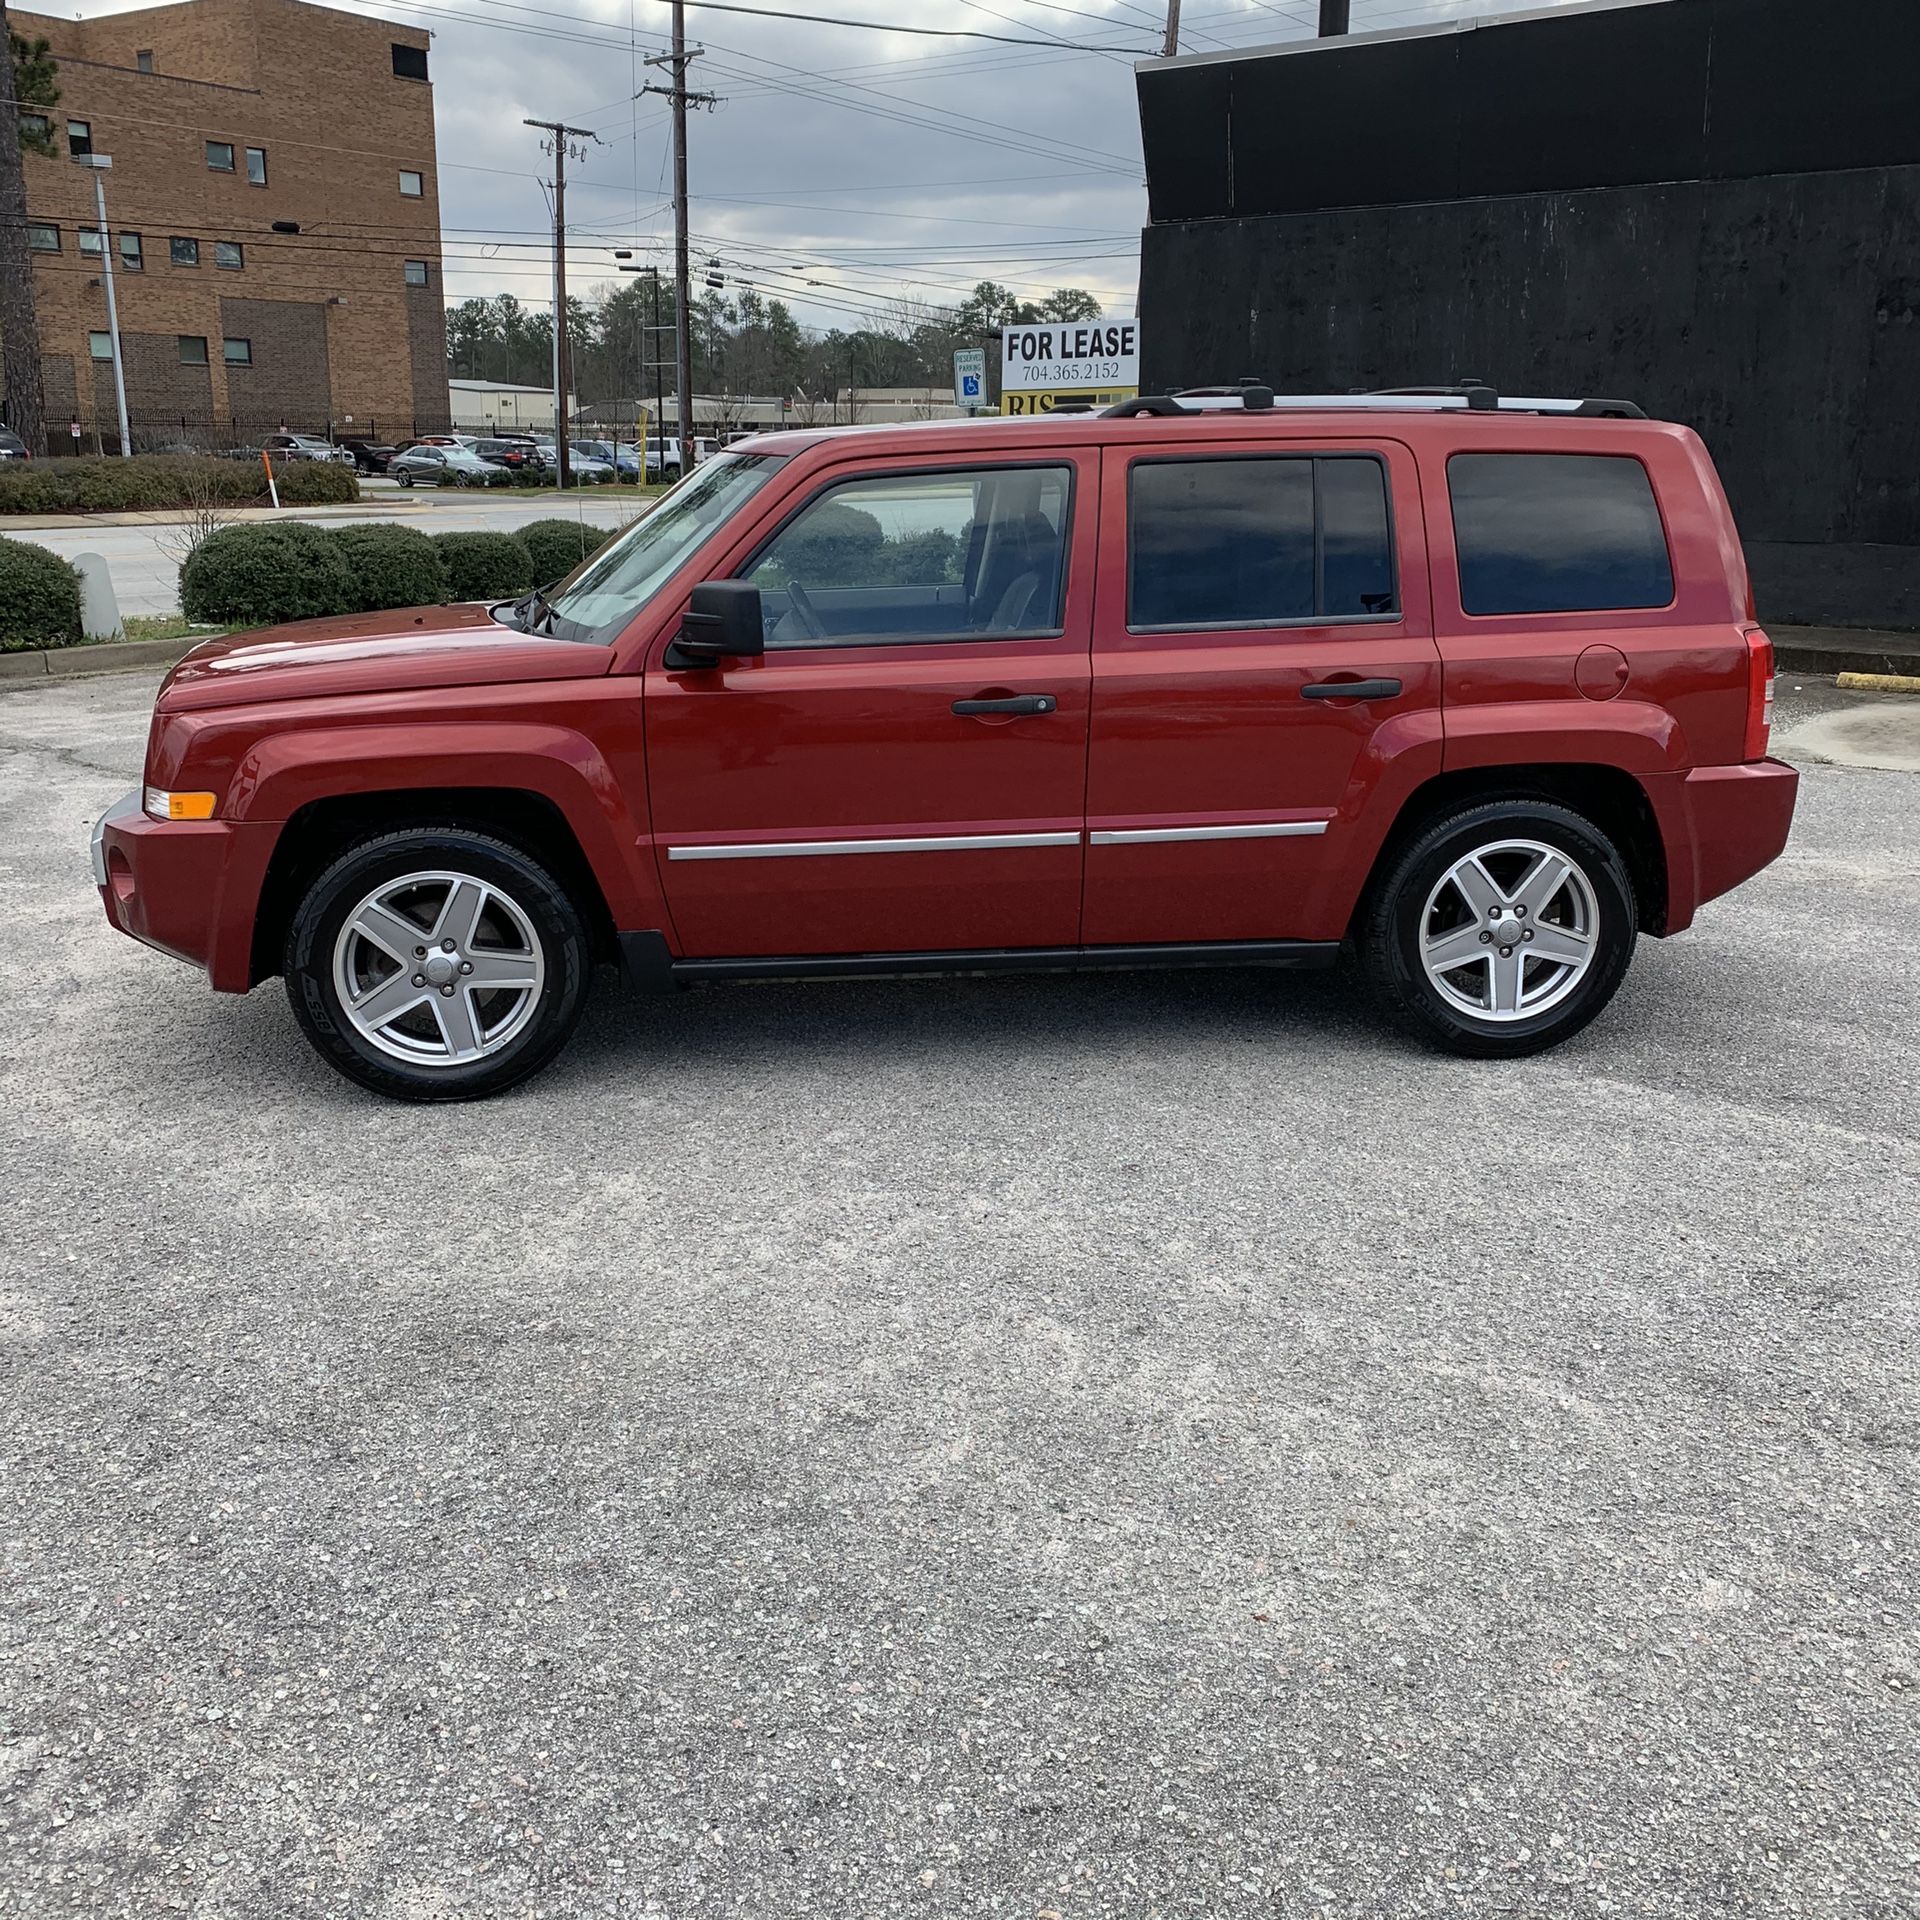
top-left (97, 409), bottom-right (1798, 988)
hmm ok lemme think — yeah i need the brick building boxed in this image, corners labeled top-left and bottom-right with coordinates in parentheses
top-left (15, 0), bottom-right (451, 448)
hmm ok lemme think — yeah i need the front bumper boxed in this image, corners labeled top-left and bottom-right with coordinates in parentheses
top-left (93, 788), bottom-right (277, 991)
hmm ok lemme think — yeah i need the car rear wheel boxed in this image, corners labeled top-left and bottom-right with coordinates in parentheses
top-left (285, 829), bottom-right (591, 1101)
top-left (395, 470), bottom-right (413, 487)
top-left (1360, 800), bottom-right (1637, 1057)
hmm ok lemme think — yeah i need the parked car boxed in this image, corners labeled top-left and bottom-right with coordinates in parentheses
top-left (645, 436), bottom-right (719, 480)
top-left (341, 438), bottom-right (397, 474)
top-left (387, 442), bottom-right (513, 488)
top-left (0, 426), bottom-right (31, 461)
top-left (93, 383), bottom-right (1797, 1102)
top-left (470, 437), bottom-right (542, 473)
top-left (527, 440), bottom-right (614, 484)
top-left (573, 438), bottom-right (643, 481)
top-left (261, 432), bottom-right (355, 467)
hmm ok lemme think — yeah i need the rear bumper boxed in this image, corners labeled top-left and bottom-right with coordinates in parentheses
top-left (93, 788), bottom-right (277, 991)
top-left (1651, 758), bottom-right (1799, 933)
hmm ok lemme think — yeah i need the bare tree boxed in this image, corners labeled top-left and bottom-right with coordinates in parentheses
top-left (1, 3), bottom-right (51, 451)
top-left (152, 464), bottom-right (239, 573)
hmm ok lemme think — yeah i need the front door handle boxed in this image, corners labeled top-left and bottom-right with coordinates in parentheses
top-left (1300, 677), bottom-right (1402, 701)
top-left (952, 694), bottom-right (1057, 716)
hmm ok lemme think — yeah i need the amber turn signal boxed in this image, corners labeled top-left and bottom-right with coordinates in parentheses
top-left (143, 787), bottom-right (217, 821)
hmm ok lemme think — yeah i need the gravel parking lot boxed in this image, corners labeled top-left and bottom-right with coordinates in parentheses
top-left (2, 674), bottom-right (1915, 1918)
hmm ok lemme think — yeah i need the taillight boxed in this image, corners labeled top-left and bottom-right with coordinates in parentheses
top-left (1743, 626), bottom-right (1774, 761)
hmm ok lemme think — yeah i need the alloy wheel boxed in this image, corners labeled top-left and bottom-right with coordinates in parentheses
top-left (331, 870), bottom-right (545, 1065)
top-left (1418, 838), bottom-right (1600, 1023)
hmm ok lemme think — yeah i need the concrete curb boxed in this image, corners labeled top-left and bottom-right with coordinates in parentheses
top-left (0, 633), bottom-right (204, 681)
top-left (1771, 625), bottom-right (1920, 677)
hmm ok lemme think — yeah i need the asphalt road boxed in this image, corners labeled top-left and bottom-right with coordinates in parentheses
top-left (1, 678), bottom-right (1915, 1919)
top-left (17, 490), bottom-right (647, 617)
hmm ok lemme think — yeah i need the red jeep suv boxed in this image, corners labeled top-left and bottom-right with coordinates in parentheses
top-left (93, 385), bottom-right (1797, 1101)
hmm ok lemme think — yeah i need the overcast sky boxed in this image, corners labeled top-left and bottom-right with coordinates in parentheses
top-left (70, 0), bottom-right (1579, 333)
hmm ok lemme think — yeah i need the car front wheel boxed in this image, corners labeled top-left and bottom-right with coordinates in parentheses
top-left (285, 829), bottom-right (591, 1101)
top-left (1360, 800), bottom-right (1637, 1058)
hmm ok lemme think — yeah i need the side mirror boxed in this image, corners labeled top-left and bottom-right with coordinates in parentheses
top-left (665, 581), bottom-right (765, 669)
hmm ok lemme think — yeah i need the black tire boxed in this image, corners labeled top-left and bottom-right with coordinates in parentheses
top-left (285, 828), bottom-right (591, 1102)
top-left (396, 470), bottom-right (413, 487)
top-left (1359, 799), bottom-right (1637, 1058)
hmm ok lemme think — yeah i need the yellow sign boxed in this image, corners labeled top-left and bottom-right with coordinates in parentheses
top-left (1000, 387), bottom-right (1138, 415)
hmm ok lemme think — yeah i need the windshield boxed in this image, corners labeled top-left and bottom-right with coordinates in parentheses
top-left (527, 451), bottom-right (786, 643)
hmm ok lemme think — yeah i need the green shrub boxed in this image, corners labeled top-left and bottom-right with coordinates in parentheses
top-left (0, 452), bottom-right (358, 515)
top-left (335, 524), bottom-right (450, 612)
top-left (517, 516), bottom-right (614, 584)
top-left (276, 461), bottom-right (360, 506)
top-left (775, 501), bottom-right (886, 587)
top-left (180, 523), bottom-right (356, 625)
top-left (431, 530), bottom-right (535, 601)
top-left (0, 535), bottom-right (82, 650)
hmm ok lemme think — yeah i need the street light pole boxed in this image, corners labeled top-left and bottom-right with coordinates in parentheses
top-left (1319, 0), bottom-right (1350, 32)
top-left (76, 155), bottom-right (131, 458)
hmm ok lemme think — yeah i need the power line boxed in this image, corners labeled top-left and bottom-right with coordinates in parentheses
top-left (641, 0), bottom-right (1153, 50)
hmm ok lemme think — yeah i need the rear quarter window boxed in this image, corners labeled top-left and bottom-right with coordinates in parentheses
top-left (1448, 452), bottom-right (1673, 616)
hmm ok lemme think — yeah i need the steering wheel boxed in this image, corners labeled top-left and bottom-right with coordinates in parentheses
top-left (781, 575), bottom-right (827, 642)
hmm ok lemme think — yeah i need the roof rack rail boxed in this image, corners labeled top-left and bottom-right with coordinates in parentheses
top-left (1100, 382), bottom-right (1648, 421)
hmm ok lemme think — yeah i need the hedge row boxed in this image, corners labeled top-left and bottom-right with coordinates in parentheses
top-left (0, 535), bottom-right (83, 650)
top-left (179, 516), bottom-right (618, 625)
top-left (0, 454), bottom-right (358, 515)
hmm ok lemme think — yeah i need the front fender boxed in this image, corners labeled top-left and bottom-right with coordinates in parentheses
top-left (209, 721), bottom-right (666, 989)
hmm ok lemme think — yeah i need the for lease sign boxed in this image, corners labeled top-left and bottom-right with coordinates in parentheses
top-left (1001, 318), bottom-right (1140, 393)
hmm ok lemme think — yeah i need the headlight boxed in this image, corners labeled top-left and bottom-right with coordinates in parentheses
top-left (143, 787), bottom-right (217, 821)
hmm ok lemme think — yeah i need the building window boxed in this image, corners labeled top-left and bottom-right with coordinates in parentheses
top-left (178, 336), bottom-right (209, 367)
top-left (392, 42), bottom-right (429, 80)
top-left (27, 222), bottom-right (59, 252)
top-left (223, 338), bottom-right (252, 366)
top-left (170, 236), bottom-right (200, 266)
top-left (136, 49), bottom-right (154, 72)
top-left (1448, 453), bottom-right (1674, 616)
top-left (67, 120), bottom-right (92, 158)
top-left (214, 240), bottom-right (244, 270)
top-left (90, 331), bottom-right (114, 361)
top-left (119, 232), bottom-right (143, 271)
top-left (1128, 454), bottom-right (1397, 631)
top-left (206, 140), bottom-right (235, 172)
top-left (403, 258), bottom-right (429, 286)
top-left (78, 228), bottom-right (103, 258)
top-left (246, 146), bottom-right (267, 185)
top-left (399, 169), bottom-right (424, 197)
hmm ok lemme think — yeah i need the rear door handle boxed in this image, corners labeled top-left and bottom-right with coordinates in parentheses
top-left (1300, 677), bottom-right (1402, 701)
top-left (952, 694), bottom-right (1057, 716)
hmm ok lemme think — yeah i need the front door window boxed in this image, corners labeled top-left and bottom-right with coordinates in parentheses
top-left (745, 465), bottom-right (1071, 647)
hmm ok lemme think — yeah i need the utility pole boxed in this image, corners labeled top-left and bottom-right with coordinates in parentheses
top-left (1161, 0), bottom-right (1180, 56)
top-left (524, 117), bottom-right (596, 489)
top-left (0, 0), bottom-right (50, 452)
top-left (643, 9), bottom-right (715, 470)
top-left (1318, 0), bottom-right (1350, 32)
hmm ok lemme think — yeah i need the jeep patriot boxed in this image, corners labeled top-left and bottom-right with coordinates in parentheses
top-left (93, 384), bottom-right (1798, 1100)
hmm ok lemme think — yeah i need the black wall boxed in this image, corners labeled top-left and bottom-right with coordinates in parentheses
top-left (1136, 0), bottom-right (1920, 629)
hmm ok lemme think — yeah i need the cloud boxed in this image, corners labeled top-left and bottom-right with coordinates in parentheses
top-left (67, 0), bottom-right (1571, 332)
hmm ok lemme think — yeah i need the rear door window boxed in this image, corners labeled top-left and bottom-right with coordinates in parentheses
top-left (1448, 452), bottom-right (1673, 615)
top-left (1128, 454), bottom-right (1397, 631)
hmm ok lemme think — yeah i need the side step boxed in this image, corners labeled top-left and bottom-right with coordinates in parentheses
top-left (618, 931), bottom-right (1338, 991)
